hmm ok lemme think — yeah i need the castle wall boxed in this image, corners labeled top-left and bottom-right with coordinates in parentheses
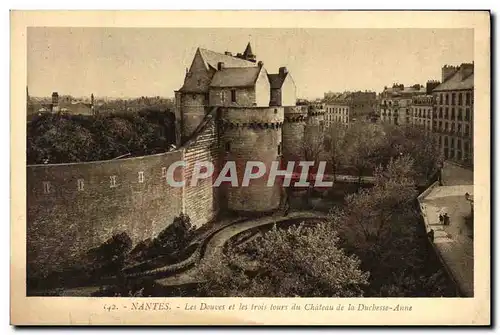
top-left (220, 107), bottom-right (284, 213)
top-left (183, 119), bottom-right (219, 226)
top-left (270, 88), bottom-right (281, 106)
top-left (180, 93), bottom-right (207, 139)
top-left (209, 87), bottom-right (256, 107)
top-left (222, 126), bottom-right (282, 212)
top-left (283, 106), bottom-right (307, 163)
top-left (27, 150), bottom-right (183, 278)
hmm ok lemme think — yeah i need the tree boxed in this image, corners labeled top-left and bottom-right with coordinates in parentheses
top-left (328, 156), bottom-right (455, 296)
top-left (302, 122), bottom-right (325, 163)
top-left (198, 222), bottom-right (369, 297)
top-left (332, 155), bottom-right (418, 253)
top-left (381, 124), bottom-right (442, 183)
top-left (300, 122), bottom-right (326, 206)
top-left (343, 122), bottom-right (385, 186)
top-left (323, 123), bottom-right (347, 182)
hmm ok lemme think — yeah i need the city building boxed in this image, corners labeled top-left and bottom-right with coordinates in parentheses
top-left (28, 91), bottom-right (96, 117)
top-left (324, 90), bottom-right (376, 127)
top-left (324, 92), bottom-right (350, 127)
top-left (349, 91), bottom-right (377, 122)
top-left (410, 81), bottom-right (441, 132)
top-left (379, 84), bottom-right (427, 125)
top-left (432, 63), bottom-right (474, 166)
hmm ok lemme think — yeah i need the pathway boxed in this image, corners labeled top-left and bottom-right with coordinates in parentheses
top-left (155, 211), bottom-right (327, 287)
top-left (420, 184), bottom-right (474, 297)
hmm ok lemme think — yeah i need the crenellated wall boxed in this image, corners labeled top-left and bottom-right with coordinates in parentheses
top-left (219, 106), bottom-right (284, 213)
top-left (283, 106), bottom-right (308, 163)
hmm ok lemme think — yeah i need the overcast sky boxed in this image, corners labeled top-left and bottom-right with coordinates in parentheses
top-left (27, 27), bottom-right (473, 99)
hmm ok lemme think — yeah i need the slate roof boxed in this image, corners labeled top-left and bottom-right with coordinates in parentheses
top-left (209, 67), bottom-right (262, 88)
top-left (199, 48), bottom-right (256, 69)
top-left (433, 70), bottom-right (474, 92)
top-left (268, 73), bottom-right (287, 89)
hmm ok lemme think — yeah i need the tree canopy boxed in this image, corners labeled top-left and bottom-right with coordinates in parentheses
top-left (329, 156), bottom-right (456, 297)
top-left (27, 108), bottom-right (176, 164)
top-left (198, 222), bottom-right (369, 297)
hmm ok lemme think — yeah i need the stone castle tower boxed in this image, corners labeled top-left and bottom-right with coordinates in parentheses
top-left (175, 43), bottom-right (297, 215)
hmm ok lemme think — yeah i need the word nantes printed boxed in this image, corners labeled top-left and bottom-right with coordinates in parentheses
top-left (165, 160), bottom-right (333, 188)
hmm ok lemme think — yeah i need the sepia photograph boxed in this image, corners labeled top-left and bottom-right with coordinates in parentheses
top-left (11, 10), bottom-right (490, 325)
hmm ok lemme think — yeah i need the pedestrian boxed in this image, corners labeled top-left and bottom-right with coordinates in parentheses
top-left (439, 214), bottom-right (444, 224)
top-left (444, 213), bottom-right (450, 225)
top-left (427, 229), bottom-right (435, 242)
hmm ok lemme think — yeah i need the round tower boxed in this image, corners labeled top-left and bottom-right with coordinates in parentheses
top-left (176, 90), bottom-right (207, 143)
top-left (219, 106), bottom-right (284, 214)
top-left (282, 105), bottom-right (308, 163)
top-left (307, 102), bottom-right (325, 125)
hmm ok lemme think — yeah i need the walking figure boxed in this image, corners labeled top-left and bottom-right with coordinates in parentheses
top-left (427, 229), bottom-right (435, 242)
top-left (439, 214), bottom-right (444, 224)
top-left (444, 213), bottom-right (450, 226)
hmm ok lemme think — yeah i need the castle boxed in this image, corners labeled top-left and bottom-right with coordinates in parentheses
top-left (26, 43), bottom-right (325, 277)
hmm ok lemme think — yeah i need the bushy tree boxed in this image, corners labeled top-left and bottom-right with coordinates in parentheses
top-left (323, 123), bottom-right (347, 181)
top-left (198, 222), bottom-right (369, 297)
top-left (342, 122), bottom-right (386, 185)
top-left (128, 213), bottom-right (195, 263)
top-left (302, 122), bottom-right (325, 163)
top-left (381, 124), bottom-right (442, 183)
top-left (329, 156), bottom-right (456, 296)
top-left (26, 109), bottom-right (176, 164)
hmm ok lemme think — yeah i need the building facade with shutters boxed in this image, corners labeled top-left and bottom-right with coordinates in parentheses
top-left (432, 63), bottom-right (474, 166)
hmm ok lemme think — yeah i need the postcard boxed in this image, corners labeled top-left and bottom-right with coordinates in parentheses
top-left (11, 10), bottom-right (490, 325)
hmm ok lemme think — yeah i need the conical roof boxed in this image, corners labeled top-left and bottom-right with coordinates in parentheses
top-left (243, 42), bottom-right (255, 57)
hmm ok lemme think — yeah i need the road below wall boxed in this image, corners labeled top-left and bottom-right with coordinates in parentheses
top-left (155, 211), bottom-right (327, 287)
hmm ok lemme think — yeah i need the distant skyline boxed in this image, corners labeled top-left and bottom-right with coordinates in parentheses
top-left (27, 28), bottom-right (474, 99)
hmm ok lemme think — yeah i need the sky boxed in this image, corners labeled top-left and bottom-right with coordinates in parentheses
top-left (27, 27), bottom-right (474, 100)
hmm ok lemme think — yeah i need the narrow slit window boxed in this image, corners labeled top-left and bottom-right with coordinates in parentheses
top-left (231, 89), bottom-right (236, 103)
top-left (43, 181), bottom-right (51, 194)
top-left (110, 175), bottom-right (117, 188)
top-left (138, 171), bottom-right (144, 183)
top-left (225, 141), bottom-right (231, 153)
top-left (77, 179), bottom-right (84, 191)
top-left (161, 167), bottom-right (167, 178)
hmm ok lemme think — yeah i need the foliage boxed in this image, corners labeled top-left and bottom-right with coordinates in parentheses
top-left (27, 108), bottom-right (176, 164)
top-left (198, 222), bottom-right (369, 297)
top-left (302, 123), bottom-right (325, 162)
top-left (329, 156), bottom-right (456, 297)
top-left (342, 122), bottom-right (386, 183)
top-left (321, 122), bottom-right (441, 185)
top-left (323, 123), bottom-right (348, 180)
top-left (128, 213), bottom-right (195, 263)
top-left (380, 124), bottom-right (442, 182)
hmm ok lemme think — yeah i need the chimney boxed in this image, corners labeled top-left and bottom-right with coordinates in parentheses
top-left (279, 66), bottom-right (288, 76)
top-left (459, 63), bottom-right (474, 80)
top-left (224, 51), bottom-right (232, 56)
top-left (217, 62), bottom-right (225, 71)
top-left (442, 65), bottom-right (458, 83)
top-left (51, 92), bottom-right (59, 106)
top-left (426, 80), bottom-right (440, 94)
top-left (257, 61), bottom-right (264, 68)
